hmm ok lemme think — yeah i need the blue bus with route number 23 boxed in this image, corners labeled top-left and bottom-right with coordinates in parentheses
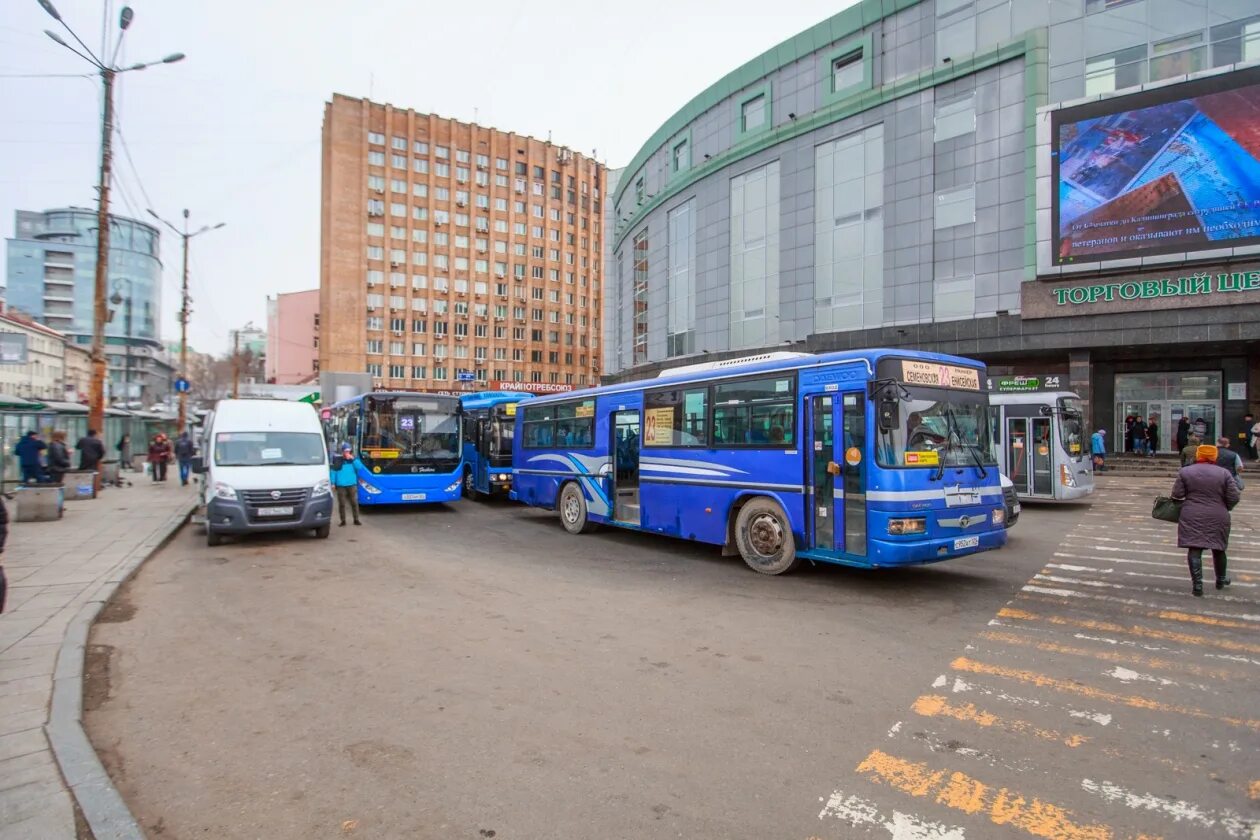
top-left (510, 349), bottom-right (1007, 574)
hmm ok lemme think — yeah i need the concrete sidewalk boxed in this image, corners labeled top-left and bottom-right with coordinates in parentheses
top-left (0, 478), bottom-right (196, 839)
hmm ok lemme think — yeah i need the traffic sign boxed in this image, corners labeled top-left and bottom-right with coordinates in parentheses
top-left (457, 371), bottom-right (475, 382)
top-left (174, 377), bottom-right (191, 393)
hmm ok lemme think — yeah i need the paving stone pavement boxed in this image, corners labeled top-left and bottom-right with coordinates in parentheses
top-left (0, 478), bottom-right (196, 839)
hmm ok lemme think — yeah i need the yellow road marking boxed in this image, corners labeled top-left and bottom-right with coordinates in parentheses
top-left (996, 607), bottom-right (1260, 655)
top-left (912, 694), bottom-right (1089, 747)
top-left (951, 657), bottom-right (1260, 732)
top-left (1015, 592), bottom-right (1260, 630)
top-left (855, 749), bottom-right (1154, 840)
top-left (1251, 780), bottom-right (1260, 800)
top-left (1156, 610), bottom-right (1257, 630)
top-left (978, 630), bottom-right (1246, 681)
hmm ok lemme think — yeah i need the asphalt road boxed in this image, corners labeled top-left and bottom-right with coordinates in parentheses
top-left (84, 479), bottom-right (1260, 839)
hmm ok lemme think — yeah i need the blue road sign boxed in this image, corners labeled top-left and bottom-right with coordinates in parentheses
top-left (457, 371), bottom-right (475, 382)
top-left (174, 377), bottom-right (191, 393)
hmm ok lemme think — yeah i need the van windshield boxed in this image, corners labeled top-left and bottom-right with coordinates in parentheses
top-left (214, 432), bottom-right (326, 467)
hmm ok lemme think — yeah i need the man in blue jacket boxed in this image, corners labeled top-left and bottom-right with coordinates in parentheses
top-left (14, 431), bottom-right (47, 484)
top-left (329, 443), bottom-right (364, 527)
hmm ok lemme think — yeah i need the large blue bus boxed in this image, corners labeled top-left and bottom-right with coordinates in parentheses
top-left (459, 391), bottom-right (532, 499)
top-left (511, 350), bottom-right (1006, 574)
top-left (322, 392), bottom-right (463, 505)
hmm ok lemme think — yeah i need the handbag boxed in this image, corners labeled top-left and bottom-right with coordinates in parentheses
top-left (1151, 496), bottom-right (1182, 523)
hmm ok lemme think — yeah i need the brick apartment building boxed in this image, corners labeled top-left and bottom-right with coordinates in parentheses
top-left (319, 94), bottom-right (606, 394)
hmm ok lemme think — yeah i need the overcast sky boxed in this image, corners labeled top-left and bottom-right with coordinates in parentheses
top-left (2, 0), bottom-right (854, 355)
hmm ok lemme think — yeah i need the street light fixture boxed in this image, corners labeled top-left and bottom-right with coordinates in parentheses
top-left (147, 208), bottom-right (225, 431)
top-left (36, 0), bottom-right (185, 438)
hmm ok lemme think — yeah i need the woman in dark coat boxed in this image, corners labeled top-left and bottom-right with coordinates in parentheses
top-left (47, 430), bottom-right (72, 485)
top-left (1175, 417), bottom-right (1191, 451)
top-left (1171, 444), bottom-right (1240, 596)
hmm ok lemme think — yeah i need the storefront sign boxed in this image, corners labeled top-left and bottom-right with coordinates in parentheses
top-left (1227, 382), bottom-right (1246, 401)
top-left (1023, 264), bottom-right (1260, 319)
top-left (987, 375), bottom-right (1065, 393)
top-left (900, 361), bottom-right (981, 391)
top-left (493, 381), bottom-right (575, 394)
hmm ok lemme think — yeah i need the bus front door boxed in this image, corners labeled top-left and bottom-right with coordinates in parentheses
top-left (807, 395), bottom-right (835, 551)
top-left (610, 410), bottom-right (641, 526)
top-left (1030, 416), bottom-right (1053, 496)
top-left (839, 392), bottom-right (867, 557)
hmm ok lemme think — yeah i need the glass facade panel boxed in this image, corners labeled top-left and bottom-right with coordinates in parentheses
top-left (632, 230), bottom-right (649, 366)
top-left (814, 125), bottom-right (884, 333)
top-left (666, 200), bottom-right (696, 357)
top-left (730, 161), bottom-right (780, 350)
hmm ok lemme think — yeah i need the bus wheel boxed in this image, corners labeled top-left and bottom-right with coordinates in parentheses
top-left (463, 468), bottom-right (479, 501)
top-left (558, 482), bottom-right (594, 535)
top-left (735, 498), bottom-right (800, 575)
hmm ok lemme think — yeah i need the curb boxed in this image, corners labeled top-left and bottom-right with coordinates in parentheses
top-left (46, 501), bottom-right (196, 840)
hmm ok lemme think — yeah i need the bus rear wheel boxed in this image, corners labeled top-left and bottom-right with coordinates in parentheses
top-left (559, 482), bottom-right (594, 534)
top-left (463, 467), bottom-right (479, 501)
top-left (735, 498), bottom-right (800, 575)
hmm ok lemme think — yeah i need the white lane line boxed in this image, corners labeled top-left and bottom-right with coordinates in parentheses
top-left (1080, 779), bottom-right (1259, 838)
top-left (888, 721), bottom-right (902, 738)
top-left (909, 729), bottom-right (1037, 774)
top-left (1061, 541), bottom-right (1260, 565)
top-left (818, 789), bottom-right (967, 839)
top-left (1054, 550), bottom-right (1260, 573)
top-left (1046, 562), bottom-right (1258, 587)
top-left (947, 675), bottom-right (1113, 725)
top-left (1022, 582), bottom-right (1260, 615)
top-left (1204, 652), bottom-right (1260, 667)
top-left (1106, 665), bottom-right (1176, 687)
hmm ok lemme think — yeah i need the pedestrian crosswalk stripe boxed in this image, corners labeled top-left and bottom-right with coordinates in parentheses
top-left (911, 694), bottom-right (1090, 747)
top-left (977, 630), bottom-right (1247, 680)
top-left (995, 607), bottom-right (1260, 655)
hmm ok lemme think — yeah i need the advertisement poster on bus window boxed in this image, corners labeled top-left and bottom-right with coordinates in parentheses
top-left (645, 407), bottom-right (674, 446)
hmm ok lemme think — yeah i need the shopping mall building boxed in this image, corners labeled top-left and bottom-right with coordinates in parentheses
top-left (604, 0), bottom-right (1260, 452)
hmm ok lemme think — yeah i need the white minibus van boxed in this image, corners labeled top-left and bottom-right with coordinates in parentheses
top-left (194, 399), bottom-right (333, 546)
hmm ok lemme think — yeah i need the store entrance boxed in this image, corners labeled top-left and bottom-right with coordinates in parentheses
top-left (1114, 373), bottom-right (1221, 454)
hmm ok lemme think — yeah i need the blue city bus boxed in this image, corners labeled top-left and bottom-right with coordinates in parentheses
top-left (459, 390), bottom-right (533, 499)
top-left (322, 392), bottom-right (463, 505)
top-left (511, 350), bottom-right (1007, 574)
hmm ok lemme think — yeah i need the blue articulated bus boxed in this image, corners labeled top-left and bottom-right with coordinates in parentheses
top-left (459, 390), bottom-right (533, 499)
top-left (511, 349), bottom-right (1007, 575)
top-left (322, 392), bottom-right (463, 505)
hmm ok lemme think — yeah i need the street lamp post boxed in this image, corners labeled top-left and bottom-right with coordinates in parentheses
top-left (36, 0), bottom-right (184, 437)
top-left (147, 209), bottom-right (225, 430)
top-left (109, 279), bottom-right (133, 406)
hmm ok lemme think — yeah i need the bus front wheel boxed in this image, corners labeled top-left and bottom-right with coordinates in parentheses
top-left (735, 498), bottom-right (800, 575)
top-left (558, 482), bottom-right (594, 535)
top-left (463, 467), bottom-right (479, 501)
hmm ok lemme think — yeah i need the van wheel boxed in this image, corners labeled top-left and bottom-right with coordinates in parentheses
top-left (207, 530), bottom-right (224, 547)
top-left (734, 498), bottom-right (800, 575)
top-left (463, 467), bottom-right (479, 501)
top-left (558, 482), bottom-right (594, 534)
top-left (314, 524), bottom-right (330, 539)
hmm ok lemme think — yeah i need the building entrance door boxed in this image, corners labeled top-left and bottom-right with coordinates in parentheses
top-left (1114, 372), bottom-right (1221, 455)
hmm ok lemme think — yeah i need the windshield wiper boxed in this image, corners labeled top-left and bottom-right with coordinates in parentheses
top-left (942, 408), bottom-right (988, 479)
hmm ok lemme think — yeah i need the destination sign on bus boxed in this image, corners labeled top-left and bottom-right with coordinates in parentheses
top-left (986, 375), bottom-right (1065, 393)
top-left (900, 361), bottom-right (981, 391)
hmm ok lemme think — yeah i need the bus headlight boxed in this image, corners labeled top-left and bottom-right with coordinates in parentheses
top-left (311, 479), bottom-right (331, 498)
top-left (887, 517), bottom-right (926, 535)
top-left (445, 480), bottom-right (461, 493)
top-left (992, 508), bottom-right (1005, 526)
top-left (358, 479), bottom-right (382, 495)
top-left (1060, 464), bottom-right (1076, 487)
top-left (497, 473), bottom-right (510, 482)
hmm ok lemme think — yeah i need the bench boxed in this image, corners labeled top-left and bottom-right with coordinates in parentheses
top-left (14, 484), bottom-right (64, 521)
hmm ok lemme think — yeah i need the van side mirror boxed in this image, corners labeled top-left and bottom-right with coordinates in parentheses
top-left (878, 398), bottom-right (899, 432)
top-left (190, 456), bottom-right (206, 474)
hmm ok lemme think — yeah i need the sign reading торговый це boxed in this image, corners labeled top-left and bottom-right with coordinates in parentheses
top-left (1021, 266), bottom-right (1260, 318)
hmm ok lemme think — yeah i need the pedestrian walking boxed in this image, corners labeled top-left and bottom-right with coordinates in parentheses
top-left (1241, 412), bottom-right (1258, 462)
top-left (117, 433), bottom-right (132, 471)
top-left (1176, 417), bottom-right (1191, 452)
top-left (148, 434), bottom-right (172, 482)
top-left (1091, 428), bottom-right (1107, 472)
top-left (1193, 417), bottom-right (1208, 439)
top-left (1215, 437), bottom-right (1244, 489)
top-left (329, 443), bottom-right (363, 527)
top-left (174, 432), bottom-right (196, 486)
top-left (1132, 416), bottom-right (1149, 456)
top-left (47, 430), bottom-right (72, 485)
top-left (1124, 415), bottom-right (1136, 454)
top-left (75, 429), bottom-right (105, 472)
top-left (14, 431), bottom-right (48, 484)
top-left (1180, 434), bottom-right (1202, 467)
top-left (1170, 444), bottom-right (1239, 596)
top-left (1145, 415), bottom-right (1160, 457)
top-left (0, 494), bottom-right (8, 613)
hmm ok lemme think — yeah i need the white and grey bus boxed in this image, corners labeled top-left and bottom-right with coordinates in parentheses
top-left (987, 376), bottom-right (1095, 502)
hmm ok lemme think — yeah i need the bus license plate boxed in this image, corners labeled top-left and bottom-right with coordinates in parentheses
top-left (257, 506), bottom-right (294, 517)
top-left (953, 536), bottom-right (980, 550)
top-left (402, 493), bottom-right (427, 501)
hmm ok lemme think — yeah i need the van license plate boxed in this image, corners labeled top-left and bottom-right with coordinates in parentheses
top-left (953, 536), bottom-right (980, 550)
top-left (257, 506), bottom-right (294, 517)
top-left (401, 493), bottom-right (426, 501)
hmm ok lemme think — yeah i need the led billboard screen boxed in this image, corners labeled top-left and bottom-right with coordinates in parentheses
top-left (1051, 66), bottom-right (1260, 265)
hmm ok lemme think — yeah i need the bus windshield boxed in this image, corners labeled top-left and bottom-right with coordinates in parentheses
top-left (361, 395), bottom-right (461, 473)
top-left (490, 414), bottom-right (514, 461)
top-left (878, 388), bottom-right (996, 468)
top-left (1058, 397), bottom-right (1084, 457)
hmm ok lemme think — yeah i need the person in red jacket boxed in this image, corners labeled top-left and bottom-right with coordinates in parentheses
top-left (148, 434), bottom-right (172, 482)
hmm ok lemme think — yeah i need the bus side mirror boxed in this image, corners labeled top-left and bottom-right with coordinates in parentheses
top-left (1039, 405), bottom-right (1054, 417)
top-left (878, 398), bottom-right (899, 432)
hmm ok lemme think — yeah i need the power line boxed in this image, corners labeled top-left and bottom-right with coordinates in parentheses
top-left (112, 114), bottom-right (154, 210)
top-left (0, 72), bottom-right (95, 78)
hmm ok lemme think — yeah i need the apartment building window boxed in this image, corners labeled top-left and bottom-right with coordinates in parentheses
top-left (412, 230), bottom-right (428, 246)
top-left (367, 223), bottom-right (385, 237)
top-left (434, 366), bottom-right (448, 380)
top-left (934, 94), bottom-right (976, 142)
top-left (934, 185), bottom-right (976, 229)
top-left (474, 324), bottom-right (487, 337)
top-left (412, 252), bottom-right (427, 266)
top-left (391, 136), bottom-right (406, 150)
top-left (390, 248), bottom-right (405, 263)
top-left (368, 151), bottom-right (385, 166)
top-left (389, 342), bottom-right (405, 356)
top-left (832, 48), bottom-right (864, 93)
top-left (391, 225), bottom-right (406, 239)
top-left (729, 161), bottom-right (780, 349)
top-left (666, 199), bottom-right (696, 357)
top-left (413, 207), bottom-right (428, 221)
top-left (391, 154), bottom-right (406, 169)
top-left (368, 132), bottom-right (385, 145)
top-left (413, 159), bottom-right (428, 175)
top-left (495, 174), bottom-right (509, 188)
top-left (455, 234), bottom-right (470, 249)
top-left (740, 90), bottom-right (768, 134)
top-left (454, 280), bottom-right (469, 297)
top-left (412, 365), bottom-right (427, 378)
top-left (368, 175), bottom-right (385, 191)
top-left (413, 183), bottom-right (428, 198)
top-left (632, 229), bottom-right (649, 365)
top-left (457, 214), bottom-right (470, 227)
top-left (455, 257), bottom-right (470, 271)
top-left (390, 202), bottom-right (406, 217)
top-left (413, 320), bottom-right (427, 333)
top-left (456, 167), bottom-right (470, 182)
top-left (671, 137), bottom-right (690, 174)
top-left (368, 199), bottom-right (385, 216)
top-left (496, 157), bottom-right (508, 170)
top-left (367, 246), bottom-right (384, 260)
top-left (366, 340), bottom-right (383, 354)
top-left (367, 363), bottom-right (382, 376)
top-left (435, 163), bottom-right (450, 178)
top-left (435, 146), bottom-right (449, 159)
top-left (1085, 45), bottom-right (1146, 96)
top-left (413, 141), bottom-right (428, 154)
top-left (367, 316), bottom-right (383, 330)
top-left (390, 272), bottom-right (406, 287)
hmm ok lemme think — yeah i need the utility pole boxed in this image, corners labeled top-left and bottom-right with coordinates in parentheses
top-left (36, 0), bottom-right (185, 432)
top-left (148, 207), bottom-right (225, 429)
top-left (231, 331), bottom-right (240, 399)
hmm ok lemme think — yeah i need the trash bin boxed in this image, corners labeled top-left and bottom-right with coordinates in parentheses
top-left (15, 485), bottom-right (64, 521)
top-left (62, 470), bottom-right (98, 500)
